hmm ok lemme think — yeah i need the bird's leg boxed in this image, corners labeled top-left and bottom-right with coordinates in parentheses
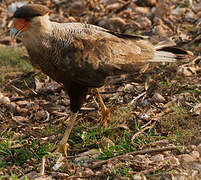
top-left (55, 112), bottom-right (78, 156)
top-left (93, 88), bottom-right (117, 127)
top-left (39, 113), bottom-right (77, 176)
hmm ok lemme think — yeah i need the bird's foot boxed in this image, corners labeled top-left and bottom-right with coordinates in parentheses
top-left (39, 146), bottom-right (67, 176)
top-left (93, 88), bottom-right (118, 127)
top-left (55, 142), bottom-right (69, 157)
top-left (38, 112), bottom-right (78, 176)
top-left (101, 105), bottom-right (118, 127)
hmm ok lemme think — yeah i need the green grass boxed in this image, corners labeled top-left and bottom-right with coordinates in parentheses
top-left (158, 105), bottom-right (201, 145)
top-left (0, 47), bottom-right (200, 178)
top-left (109, 167), bottom-right (133, 179)
top-left (0, 127), bottom-right (55, 178)
top-left (0, 136), bottom-right (54, 166)
top-left (0, 47), bottom-right (32, 89)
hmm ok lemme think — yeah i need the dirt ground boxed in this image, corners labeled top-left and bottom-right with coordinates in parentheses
top-left (0, 0), bottom-right (201, 179)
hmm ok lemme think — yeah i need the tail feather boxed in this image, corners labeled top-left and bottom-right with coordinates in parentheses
top-left (149, 45), bottom-right (193, 63)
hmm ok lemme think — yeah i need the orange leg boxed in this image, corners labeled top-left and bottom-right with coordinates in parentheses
top-left (55, 112), bottom-right (78, 156)
top-left (93, 88), bottom-right (117, 127)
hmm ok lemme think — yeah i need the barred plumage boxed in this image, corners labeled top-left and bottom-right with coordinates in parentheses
top-left (10, 4), bottom-right (192, 157)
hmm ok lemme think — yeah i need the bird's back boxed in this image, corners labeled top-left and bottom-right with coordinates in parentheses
top-left (24, 21), bottom-right (190, 88)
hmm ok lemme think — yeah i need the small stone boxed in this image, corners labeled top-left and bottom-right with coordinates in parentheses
top-left (171, 8), bottom-right (187, 16)
top-left (101, 137), bottom-right (115, 148)
top-left (150, 154), bottom-right (164, 162)
top-left (13, 132), bottom-right (21, 140)
top-left (12, 116), bottom-right (28, 124)
top-left (190, 151), bottom-right (200, 159)
top-left (0, 96), bottom-right (10, 104)
top-left (135, 155), bottom-right (146, 161)
top-left (191, 162), bottom-right (201, 171)
top-left (152, 93), bottom-right (165, 103)
top-left (123, 22), bottom-right (139, 34)
top-left (69, 0), bottom-right (85, 15)
top-left (98, 17), bottom-right (126, 32)
top-left (106, 3), bottom-right (121, 11)
top-left (194, 137), bottom-right (201, 144)
top-left (35, 110), bottom-right (47, 120)
top-left (108, 17), bottom-right (126, 31)
top-left (133, 174), bottom-right (147, 180)
top-left (136, 17), bottom-right (152, 29)
top-left (135, 6), bottom-right (150, 15)
top-left (7, 102), bottom-right (17, 113)
top-left (124, 84), bottom-right (135, 93)
top-left (177, 66), bottom-right (197, 76)
top-left (95, 171), bottom-right (102, 176)
top-left (83, 168), bottom-right (94, 176)
top-left (140, 99), bottom-right (150, 107)
top-left (196, 144), bottom-right (201, 154)
top-left (75, 149), bottom-right (100, 162)
top-left (179, 154), bottom-right (194, 163)
top-left (187, 145), bottom-right (197, 152)
top-left (52, 161), bottom-right (64, 171)
top-left (139, 113), bottom-right (149, 120)
top-left (135, 0), bottom-right (156, 7)
top-left (168, 156), bottom-right (180, 166)
top-left (16, 100), bottom-right (29, 106)
top-left (190, 103), bottom-right (201, 116)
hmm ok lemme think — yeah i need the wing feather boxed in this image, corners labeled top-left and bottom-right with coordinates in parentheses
top-left (53, 23), bottom-right (155, 87)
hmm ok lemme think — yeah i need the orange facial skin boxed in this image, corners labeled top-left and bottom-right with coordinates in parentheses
top-left (13, 18), bottom-right (31, 32)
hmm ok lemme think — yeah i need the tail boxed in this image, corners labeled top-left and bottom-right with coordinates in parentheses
top-left (149, 43), bottom-right (193, 63)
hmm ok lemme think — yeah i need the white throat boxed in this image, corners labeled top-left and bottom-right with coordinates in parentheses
top-left (21, 14), bottom-right (52, 48)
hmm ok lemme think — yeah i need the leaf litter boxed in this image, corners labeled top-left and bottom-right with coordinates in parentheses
top-left (0, 0), bottom-right (201, 179)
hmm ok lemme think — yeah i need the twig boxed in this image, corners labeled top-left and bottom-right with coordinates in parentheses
top-left (9, 84), bottom-right (25, 96)
top-left (65, 151), bottom-right (100, 159)
top-left (99, 91), bottom-right (122, 94)
top-left (51, 172), bottom-right (69, 178)
top-left (39, 156), bottom-right (46, 176)
top-left (90, 146), bottom-right (180, 169)
top-left (141, 164), bottom-right (167, 175)
top-left (51, 173), bottom-right (100, 179)
top-left (131, 122), bottom-right (155, 144)
top-left (129, 91), bottom-right (146, 105)
top-left (141, 120), bottom-right (152, 129)
top-left (43, 111), bottom-right (50, 122)
top-left (9, 144), bottom-right (24, 148)
top-left (80, 107), bottom-right (96, 111)
top-left (184, 34), bottom-right (201, 47)
top-left (24, 80), bottom-right (38, 95)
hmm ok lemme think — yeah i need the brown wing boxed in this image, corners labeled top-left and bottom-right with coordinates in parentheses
top-left (59, 29), bottom-right (155, 87)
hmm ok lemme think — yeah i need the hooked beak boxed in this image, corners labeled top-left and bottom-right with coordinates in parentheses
top-left (10, 27), bottom-right (21, 39)
top-left (10, 18), bottom-right (31, 39)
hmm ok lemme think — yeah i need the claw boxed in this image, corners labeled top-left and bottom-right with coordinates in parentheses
top-left (102, 105), bottom-right (118, 127)
top-left (93, 88), bottom-right (118, 127)
top-left (55, 143), bottom-right (69, 157)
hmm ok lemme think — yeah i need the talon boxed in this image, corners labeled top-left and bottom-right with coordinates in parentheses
top-left (54, 113), bottom-right (78, 156)
top-left (56, 143), bottom-right (69, 157)
top-left (102, 105), bottom-right (118, 127)
top-left (93, 88), bottom-right (118, 127)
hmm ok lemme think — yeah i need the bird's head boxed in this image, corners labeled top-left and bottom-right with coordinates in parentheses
top-left (10, 4), bottom-right (50, 39)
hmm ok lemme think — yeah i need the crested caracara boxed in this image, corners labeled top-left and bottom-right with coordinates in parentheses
top-left (10, 4), bottom-right (191, 155)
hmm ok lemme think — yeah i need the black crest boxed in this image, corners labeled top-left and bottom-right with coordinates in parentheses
top-left (13, 4), bottom-right (50, 19)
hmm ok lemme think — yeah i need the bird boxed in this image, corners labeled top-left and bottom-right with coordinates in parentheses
top-left (10, 4), bottom-right (191, 156)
